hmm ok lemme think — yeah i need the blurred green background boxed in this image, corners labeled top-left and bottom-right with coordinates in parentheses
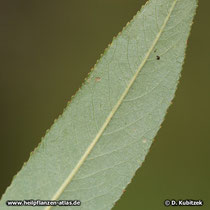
top-left (0, 0), bottom-right (209, 209)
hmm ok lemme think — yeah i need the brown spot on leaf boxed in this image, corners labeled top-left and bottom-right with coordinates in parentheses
top-left (95, 77), bottom-right (101, 82)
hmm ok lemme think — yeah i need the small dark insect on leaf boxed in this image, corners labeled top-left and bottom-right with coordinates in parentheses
top-left (156, 55), bottom-right (160, 60)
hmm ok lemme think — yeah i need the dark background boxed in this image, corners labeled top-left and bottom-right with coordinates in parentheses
top-left (0, 0), bottom-right (209, 209)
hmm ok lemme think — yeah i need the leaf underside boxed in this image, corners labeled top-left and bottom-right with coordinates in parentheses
top-left (0, 0), bottom-right (197, 209)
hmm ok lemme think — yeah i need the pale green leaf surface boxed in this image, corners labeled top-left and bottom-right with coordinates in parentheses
top-left (0, 0), bottom-right (197, 209)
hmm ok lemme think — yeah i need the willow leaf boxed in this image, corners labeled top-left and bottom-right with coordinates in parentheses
top-left (0, 0), bottom-right (197, 209)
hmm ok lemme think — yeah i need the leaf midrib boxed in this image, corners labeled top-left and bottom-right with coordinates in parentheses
top-left (46, 1), bottom-right (178, 209)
